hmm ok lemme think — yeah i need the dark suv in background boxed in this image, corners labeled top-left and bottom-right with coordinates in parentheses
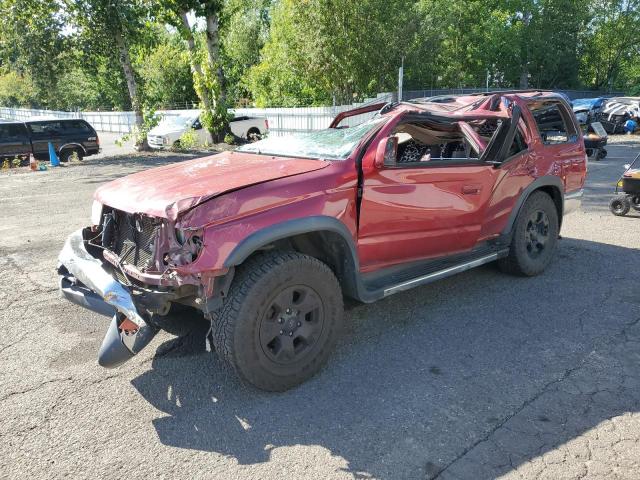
top-left (0, 118), bottom-right (100, 163)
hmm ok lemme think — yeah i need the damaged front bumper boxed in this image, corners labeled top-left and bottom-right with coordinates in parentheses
top-left (58, 228), bottom-right (159, 368)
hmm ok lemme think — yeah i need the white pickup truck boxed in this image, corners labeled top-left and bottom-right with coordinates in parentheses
top-left (147, 113), bottom-right (268, 149)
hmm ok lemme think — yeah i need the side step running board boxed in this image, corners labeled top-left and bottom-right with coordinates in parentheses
top-left (383, 250), bottom-right (508, 297)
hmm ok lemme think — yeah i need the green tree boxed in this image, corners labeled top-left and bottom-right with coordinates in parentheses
top-left (0, 71), bottom-right (37, 107)
top-left (135, 29), bottom-right (197, 108)
top-left (0, 0), bottom-right (67, 107)
top-left (221, 0), bottom-right (272, 105)
top-left (150, 0), bottom-right (229, 140)
top-left (580, 0), bottom-right (640, 91)
top-left (68, 0), bottom-right (149, 134)
top-left (247, 0), bottom-right (416, 106)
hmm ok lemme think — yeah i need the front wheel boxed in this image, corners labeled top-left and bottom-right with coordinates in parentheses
top-left (498, 191), bottom-right (559, 276)
top-left (212, 251), bottom-right (344, 391)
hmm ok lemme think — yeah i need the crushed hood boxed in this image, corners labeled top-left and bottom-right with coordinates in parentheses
top-left (94, 151), bottom-right (330, 220)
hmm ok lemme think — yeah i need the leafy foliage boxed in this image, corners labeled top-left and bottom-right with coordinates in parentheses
top-left (0, 71), bottom-right (37, 107)
top-left (177, 128), bottom-right (200, 149)
top-left (116, 106), bottom-right (162, 146)
top-left (135, 31), bottom-right (197, 108)
top-left (0, 0), bottom-right (639, 112)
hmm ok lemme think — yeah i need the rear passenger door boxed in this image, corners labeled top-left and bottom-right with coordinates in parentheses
top-left (527, 100), bottom-right (585, 192)
top-left (0, 123), bottom-right (30, 159)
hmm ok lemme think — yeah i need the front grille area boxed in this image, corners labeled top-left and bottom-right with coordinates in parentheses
top-left (110, 210), bottom-right (161, 272)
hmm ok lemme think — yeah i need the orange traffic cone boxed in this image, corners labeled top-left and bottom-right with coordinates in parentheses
top-left (29, 153), bottom-right (37, 171)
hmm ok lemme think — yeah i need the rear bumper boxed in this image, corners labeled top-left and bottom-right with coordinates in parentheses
top-left (58, 228), bottom-right (158, 368)
top-left (564, 189), bottom-right (583, 215)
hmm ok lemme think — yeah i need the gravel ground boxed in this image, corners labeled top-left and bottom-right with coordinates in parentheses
top-left (1, 143), bottom-right (640, 480)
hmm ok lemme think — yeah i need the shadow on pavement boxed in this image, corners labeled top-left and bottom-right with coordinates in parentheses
top-left (131, 237), bottom-right (640, 479)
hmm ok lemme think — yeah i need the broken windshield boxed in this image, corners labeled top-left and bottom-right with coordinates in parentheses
top-left (236, 117), bottom-right (386, 160)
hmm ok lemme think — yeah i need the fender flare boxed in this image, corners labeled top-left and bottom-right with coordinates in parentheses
top-left (59, 143), bottom-right (87, 155)
top-left (501, 175), bottom-right (564, 236)
top-left (224, 216), bottom-right (359, 267)
top-left (223, 216), bottom-right (366, 300)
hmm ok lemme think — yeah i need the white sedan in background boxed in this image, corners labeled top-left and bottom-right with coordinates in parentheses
top-left (147, 114), bottom-right (268, 149)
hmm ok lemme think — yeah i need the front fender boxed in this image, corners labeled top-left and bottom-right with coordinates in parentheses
top-left (224, 215), bottom-right (358, 267)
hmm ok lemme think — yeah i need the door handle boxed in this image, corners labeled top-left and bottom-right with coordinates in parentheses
top-left (462, 185), bottom-right (482, 195)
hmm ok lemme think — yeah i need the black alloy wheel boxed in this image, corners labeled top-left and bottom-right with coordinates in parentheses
top-left (525, 210), bottom-right (550, 260)
top-left (259, 285), bottom-right (325, 365)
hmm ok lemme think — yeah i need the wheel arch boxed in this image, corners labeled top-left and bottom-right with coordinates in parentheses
top-left (59, 143), bottom-right (87, 155)
top-left (246, 126), bottom-right (261, 139)
top-left (223, 216), bottom-right (362, 299)
top-left (502, 176), bottom-right (564, 236)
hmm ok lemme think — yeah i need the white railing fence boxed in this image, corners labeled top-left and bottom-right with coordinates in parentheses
top-left (0, 93), bottom-right (393, 136)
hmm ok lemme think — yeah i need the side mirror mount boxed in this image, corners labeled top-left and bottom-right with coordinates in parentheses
top-left (374, 136), bottom-right (398, 168)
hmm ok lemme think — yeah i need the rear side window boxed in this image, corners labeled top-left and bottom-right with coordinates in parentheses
top-left (528, 101), bottom-right (577, 145)
top-left (0, 123), bottom-right (27, 137)
top-left (63, 120), bottom-right (92, 133)
top-left (27, 121), bottom-right (64, 135)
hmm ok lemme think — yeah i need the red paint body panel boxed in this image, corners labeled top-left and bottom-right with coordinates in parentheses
top-left (90, 91), bottom-right (586, 290)
top-left (174, 160), bottom-right (359, 274)
top-left (94, 151), bottom-right (330, 220)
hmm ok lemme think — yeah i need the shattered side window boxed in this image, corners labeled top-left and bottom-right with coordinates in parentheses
top-left (237, 117), bottom-right (385, 160)
top-left (528, 101), bottom-right (577, 145)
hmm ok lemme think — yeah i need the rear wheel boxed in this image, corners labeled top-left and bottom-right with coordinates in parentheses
top-left (630, 195), bottom-right (640, 212)
top-left (212, 251), bottom-right (344, 391)
top-left (610, 194), bottom-right (631, 216)
top-left (60, 148), bottom-right (83, 163)
top-left (498, 191), bottom-right (559, 276)
top-left (247, 127), bottom-right (261, 142)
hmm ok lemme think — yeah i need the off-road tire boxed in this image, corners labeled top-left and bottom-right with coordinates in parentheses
top-left (212, 251), bottom-right (343, 391)
top-left (630, 195), bottom-right (640, 212)
top-left (498, 191), bottom-right (559, 276)
top-left (609, 194), bottom-right (631, 216)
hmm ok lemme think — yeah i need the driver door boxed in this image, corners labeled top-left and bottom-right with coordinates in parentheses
top-left (357, 107), bottom-right (521, 272)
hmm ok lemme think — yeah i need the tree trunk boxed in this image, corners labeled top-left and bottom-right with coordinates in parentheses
top-left (205, 13), bottom-right (226, 105)
top-left (114, 31), bottom-right (144, 135)
top-left (180, 11), bottom-right (212, 112)
top-left (519, 68), bottom-right (529, 89)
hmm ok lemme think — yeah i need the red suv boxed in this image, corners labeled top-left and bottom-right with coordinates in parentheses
top-left (58, 91), bottom-right (586, 391)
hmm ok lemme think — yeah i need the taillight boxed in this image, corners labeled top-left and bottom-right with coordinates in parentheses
top-left (264, 119), bottom-right (269, 131)
top-left (96, 135), bottom-right (100, 145)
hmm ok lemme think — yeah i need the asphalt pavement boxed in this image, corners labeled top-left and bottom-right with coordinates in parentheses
top-left (1, 142), bottom-right (640, 479)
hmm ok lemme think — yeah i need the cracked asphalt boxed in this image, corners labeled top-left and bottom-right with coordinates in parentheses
top-left (1, 141), bottom-right (640, 480)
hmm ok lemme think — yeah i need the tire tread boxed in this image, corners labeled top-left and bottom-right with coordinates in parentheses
top-left (212, 250), bottom-right (343, 391)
